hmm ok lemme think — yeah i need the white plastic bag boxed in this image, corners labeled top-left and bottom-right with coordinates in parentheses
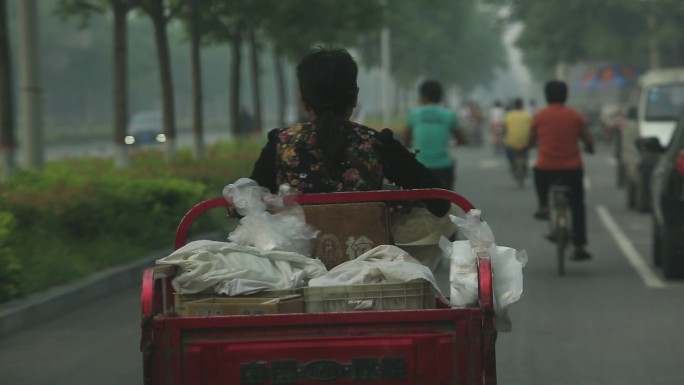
top-left (223, 178), bottom-right (319, 256)
top-left (448, 240), bottom-right (480, 307)
top-left (308, 244), bottom-right (448, 304)
top-left (156, 240), bottom-right (327, 295)
top-left (449, 209), bottom-right (527, 332)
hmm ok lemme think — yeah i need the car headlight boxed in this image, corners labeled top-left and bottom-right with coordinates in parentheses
top-left (156, 134), bottom-right (166, 143)
top-left (125, 135), bottom-right (135, 145)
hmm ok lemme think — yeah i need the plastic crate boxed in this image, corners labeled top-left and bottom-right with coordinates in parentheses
top-left (302, 280), bottom-right (435, 313)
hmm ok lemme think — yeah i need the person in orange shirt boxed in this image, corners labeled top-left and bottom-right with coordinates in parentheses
top-left (529, 80), bottom-right (595, 261)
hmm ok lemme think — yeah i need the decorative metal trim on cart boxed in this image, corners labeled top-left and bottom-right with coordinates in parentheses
top-left (240, 356), bottom-right (407, 384)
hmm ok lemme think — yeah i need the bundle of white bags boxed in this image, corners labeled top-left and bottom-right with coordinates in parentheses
top-left (449, 209), bottom-right (527, 332)
top-left (157, 178), bottom-right (525, 332)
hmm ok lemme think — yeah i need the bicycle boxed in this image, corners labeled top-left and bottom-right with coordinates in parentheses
top-left (548, 184), bottom-right (571, 276)
top-left (511, 151), bottom-right (528, 187)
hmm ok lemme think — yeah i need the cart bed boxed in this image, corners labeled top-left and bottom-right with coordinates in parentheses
top-left (141, 189), bottom-right (496, 385)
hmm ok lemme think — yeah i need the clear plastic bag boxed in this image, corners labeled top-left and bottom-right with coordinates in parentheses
top-left (223, 178), bottom-right (319, 256)
top-left (449, 209), bottom-right (527, 332)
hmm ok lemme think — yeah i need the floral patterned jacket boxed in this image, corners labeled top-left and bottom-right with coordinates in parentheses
top-left (250, 121), bottom-right (450, 216)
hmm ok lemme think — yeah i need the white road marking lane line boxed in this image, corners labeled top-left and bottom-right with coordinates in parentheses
top-left (596, 205), bottom-right (667, 288)
top-left (584, 176), bottom-right (591, 190)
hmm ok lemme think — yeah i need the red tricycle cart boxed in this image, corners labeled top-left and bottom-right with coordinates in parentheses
top-left (141, 189), bottom-right (497, 384)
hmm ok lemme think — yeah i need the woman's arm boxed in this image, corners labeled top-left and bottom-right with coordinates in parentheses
top-left (249, 129), bottom-right (280, 193)
top-left (375, 129), bottom-right (451, 217)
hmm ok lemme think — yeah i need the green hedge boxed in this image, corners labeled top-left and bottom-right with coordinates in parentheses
top-left (0, 139), bottom-right (262, 301)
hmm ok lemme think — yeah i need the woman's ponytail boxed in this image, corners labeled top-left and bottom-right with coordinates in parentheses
top-left (314, 109), bottom-right (349, 177)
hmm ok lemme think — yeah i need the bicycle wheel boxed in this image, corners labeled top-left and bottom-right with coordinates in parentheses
top-left (511, 154), bottom-right (526, 187)
top-left (556, 225), bottom-right (568, 276)
top-left (552, 190), bottom-right (570, 276)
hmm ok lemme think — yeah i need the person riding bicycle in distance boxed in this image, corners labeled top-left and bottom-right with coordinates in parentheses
top-left (529, 80), bottom-right (595, 261)
top-left (403, 80), bottom-right (468, 190)
top-left (503, 97), bottom-right (533, 183)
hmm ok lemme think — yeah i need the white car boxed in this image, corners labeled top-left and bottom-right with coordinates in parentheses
top-left (620, 68), bottom-right (684, 212)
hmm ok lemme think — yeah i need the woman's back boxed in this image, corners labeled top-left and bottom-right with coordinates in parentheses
top-left (272, 122), bottom-right (384, 192)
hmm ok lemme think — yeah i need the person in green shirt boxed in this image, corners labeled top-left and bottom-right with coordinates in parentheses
top-left (403, 80), bottom-right (468, 190)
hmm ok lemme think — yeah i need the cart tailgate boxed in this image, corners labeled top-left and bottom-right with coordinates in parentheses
top-left (155, 310), bottom-right (483, 385)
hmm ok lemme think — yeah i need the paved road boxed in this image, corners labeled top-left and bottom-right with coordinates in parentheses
top-left (2, 139), bottom-right (683, 384)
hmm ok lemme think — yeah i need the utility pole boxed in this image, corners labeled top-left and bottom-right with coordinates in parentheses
top-left (380, 27), bottom-right (391, 127)
top-left (647, 13), bottom-right (660, 70)
top-left (380, 0), bottom-right (392, 127)
top-left (0, 0), bottom-right (14, 180)
top-left (17, 0), bottom-right (43, 170)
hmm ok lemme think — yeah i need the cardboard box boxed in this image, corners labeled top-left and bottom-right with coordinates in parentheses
top-left (174, 289), bottom-right (302, 317)
top-left (174, 292), bottom-right (215, 316)
top-left (184, 294), bottom-right (304, 316)
top-left (303, 202), bottom-right (389, 270)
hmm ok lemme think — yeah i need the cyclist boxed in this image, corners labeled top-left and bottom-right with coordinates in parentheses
top-left (529, 80), bottom-right (595, 261)
top-left (403, 80), bottom-right (468, 190)
top-left (503, 98), bottom-right (532, 184)
top-left (488, 100), bottom-right (506, 154)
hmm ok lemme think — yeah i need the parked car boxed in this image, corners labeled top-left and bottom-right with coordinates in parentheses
top-left (619, 68), bottom-right (684, 212)
top-left (641, 113), bottom-right (684, 279)
top-left (125, 110), bottom-right (165, 145)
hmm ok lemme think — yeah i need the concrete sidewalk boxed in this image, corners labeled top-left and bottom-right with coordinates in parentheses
top-left (0, 249), bottom-right (169, 338)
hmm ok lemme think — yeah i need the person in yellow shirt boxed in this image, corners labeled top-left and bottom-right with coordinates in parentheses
top-left (503, 98), bottom-right (533, 185)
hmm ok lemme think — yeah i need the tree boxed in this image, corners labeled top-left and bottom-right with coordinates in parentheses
top-left (261, 0), bottom-right (385, 126)
top-left (200, 0), bottom-right (245, 138)
top-left (111, 0), bottom-right (133, 167)
top-left (0, 0), bottom-right (14, 179)
top-left (492, 0), bottom-right (684, 77)
top-left (136, 0), bottom-right (184, 162)
top-left (358, 0), bottom-right (506, 94)
top-left (185, 0), bottom-right (204, 158)
top-left (246, 24), bottom-right (261, 135)
top-left (54, 0), bottom-right (134, 168)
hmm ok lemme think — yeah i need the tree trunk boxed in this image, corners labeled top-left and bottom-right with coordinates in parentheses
top-left (150, 0), bottom-right (176, 162)
top-left (188, 0), bottom-right (204, 159)
top-left (229, 30), bottom-right (242, 139)
top-left (0, 0), bottom-right (15, 180)
top-left (112, 0), bottom-right (129, 168)
top-left (17, 0), bottom-right (43, 170)
top-left (248, 27), bottom-right (261, 135)
top-left (647, 13), bottom-right (660, 70)
top-left (273, 46), bottom-right (286, 128)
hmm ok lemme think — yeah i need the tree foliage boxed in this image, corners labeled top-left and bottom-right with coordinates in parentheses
top-left (359, 0), bottom-right (506, 93)
top-left (496, 0), bottom-right (684, 73)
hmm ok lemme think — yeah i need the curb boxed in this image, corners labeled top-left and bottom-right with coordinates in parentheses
top-left (0, 248), bottom-right (170, 338)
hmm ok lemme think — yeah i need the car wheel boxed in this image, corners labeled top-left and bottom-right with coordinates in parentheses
top-left (626, 181), bottom-right (636, 209)
top-left (635, 174), bottom-right (651, 213)
top-left (616, 162), bottom-right (625, 188)
top-left (652, 220), bottom-right (662, 267)
top-left (662, 227), bottom-right (684, 279)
